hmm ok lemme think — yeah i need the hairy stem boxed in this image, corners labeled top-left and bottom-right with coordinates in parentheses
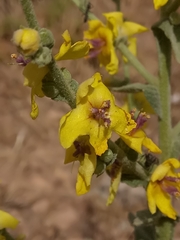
top-left (19, 0), bottom-right (39, 29)
top-left (153, 29), bottom-right (172, 163)
top-left (118, 42), bottom-right (158, 86)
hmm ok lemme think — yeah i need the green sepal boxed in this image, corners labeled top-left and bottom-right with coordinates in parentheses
top-left (111, 83), bottom-right (162, 117)
top-left (99, 149), bottom-right (117, 165)
top-left (153, 18), bottom-right (180, 63)
top-left (94, 158), bottom-right (106, 177)
top-left (39, 28), bottom-right (55, 49)
top-left (115, 138), bottom-right (138, 162)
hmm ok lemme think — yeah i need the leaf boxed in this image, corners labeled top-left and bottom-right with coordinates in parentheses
top-left (155, 19), bottom-right (180, 63)
top-left (121, 174), bottom-right (147, 188)
top-left (170, 122), bottom-right (180, 158)
top-left (112, 83), bottom-right (162, 117)
top-left (143, 84), bottom-right (162, 117)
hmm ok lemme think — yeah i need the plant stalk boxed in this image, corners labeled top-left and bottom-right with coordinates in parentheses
top-left (118, 42), bottom-right (158, 86)
top-left (19, 0), bottom-right (39, 29)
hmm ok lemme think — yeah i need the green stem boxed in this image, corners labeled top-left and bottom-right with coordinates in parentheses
top-left (48, 60), bottom-right (76, 109)
top-left (118, 42), bottom-right (158, 86)
top-left (154, 30), bottom-right (172, 163)
top-left (19, 0), bottom-right (39, 29)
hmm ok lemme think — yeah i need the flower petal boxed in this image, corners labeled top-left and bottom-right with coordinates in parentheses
top-left (55, 30), bottom-right (90, 60)
top-left (153, 0), bottom-right (168, 10)
top-left (59, 105), bottom-right (91, 149)
top-left (103, 12), bottom-right (124, 38)
top-left (151, 158), bottom-right (180, 182)
top-left (154, 184), bottom-right (177, 219)
top-left (142, 136), bottom-right (162, 153)
top-left (23, 63), bottom-right (48, 97)
top-left (0, 210), bottom-right (19, 230)
top-left (30, 90), bottom-right (39, 120)
top-left (78, 152), bottom-right (96, 187)
top-left (122, 22), bottom-right (148, 38)
top-left (76, 172), bottom-right (90, 195)
top-left (147, 182), bottom-right (157, 214)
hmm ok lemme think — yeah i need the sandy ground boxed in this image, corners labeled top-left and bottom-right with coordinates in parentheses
top-left (0, 0), bottom-right (180, 239)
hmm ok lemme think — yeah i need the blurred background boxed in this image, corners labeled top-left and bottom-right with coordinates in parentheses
top-left (0, 0), bottom-right (180, 239)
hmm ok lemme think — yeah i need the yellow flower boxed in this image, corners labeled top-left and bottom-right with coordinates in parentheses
top-left (147, 158), bottom-right (180, 219)
top-left (119, 111), bottom-right (161, 154)
top-left (12, 28), bottom-right (40, 56)
top-left (103, 12), bottom-right (148, 62)
top-left (153, 0), bottom-right (168, 10)
top-left (59, 72), bottom-right (136, 156)
top-left (0, 210), bottom-right (19, 229)
top-left (23, 30), bottom-right (89, 119)
top-left (65, 136), bottom-right (96, 195)
top-left (84, 20), bottom-right (118, 75)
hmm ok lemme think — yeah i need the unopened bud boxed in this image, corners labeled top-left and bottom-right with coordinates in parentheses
top-left (12, 28), bottom-right (41, 57)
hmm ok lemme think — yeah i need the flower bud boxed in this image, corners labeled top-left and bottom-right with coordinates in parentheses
top-left (12, 28), bottom-right (41, 56)
top-left (32, 46), bottom-right (52, 67)
top-left (39, 28), bottom-right (54, 49)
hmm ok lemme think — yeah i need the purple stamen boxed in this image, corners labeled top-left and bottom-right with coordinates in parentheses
top-left (164, 176), bottom-right (180, 182)
top-left (91, 100), bottom-right (111, 127)
top-left (162, 184), bottom-right (179, 197)
top-left (85, 38), bottom-right (105, 59)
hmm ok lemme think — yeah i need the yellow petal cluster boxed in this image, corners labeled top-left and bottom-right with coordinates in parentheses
top-left (84, 12), bottom-right (147, 74)
top-left (147, 158), bottom-right (180, 219)
top-left (59, 72), bottom-right (136, 156)
top-left (12, 28), bottom-right (40, 56)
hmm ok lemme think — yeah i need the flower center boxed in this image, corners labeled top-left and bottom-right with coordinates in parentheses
top-left (90, 100), bottom-right (111, 127)
top-left (73, 140), bottom-right (91, 157)
top-left (160, 176), bottom-right (180, 198)
top-left (86, 38), bottom-right (105, 58)
top-left (130, 110), bottom-right (150, 135)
